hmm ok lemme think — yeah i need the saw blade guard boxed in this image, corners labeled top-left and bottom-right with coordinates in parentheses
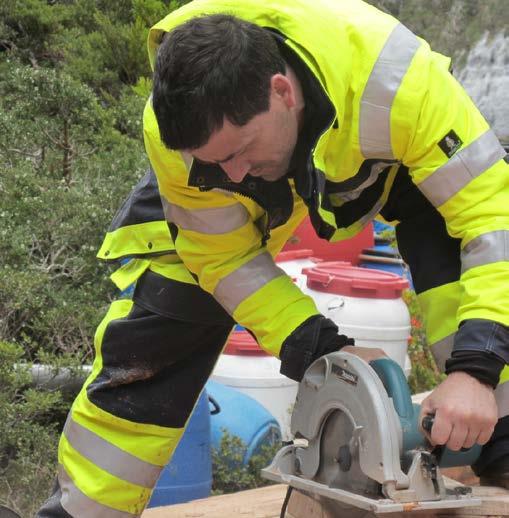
top-left (291, 351), bottom-right (409, 489)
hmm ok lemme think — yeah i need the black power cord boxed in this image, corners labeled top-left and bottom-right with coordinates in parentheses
top-left (280, 486), bottom-right (294, 518)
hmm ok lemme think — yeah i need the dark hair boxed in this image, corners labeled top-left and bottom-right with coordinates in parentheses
top-left (152, 14), bottom-right (285, 150)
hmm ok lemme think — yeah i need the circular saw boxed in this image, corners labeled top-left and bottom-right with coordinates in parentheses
top-left (262, 351), bottom-right (482, 513)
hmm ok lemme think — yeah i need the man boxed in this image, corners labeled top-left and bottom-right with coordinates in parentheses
top-left (38, 0), bottom-right (509, 516)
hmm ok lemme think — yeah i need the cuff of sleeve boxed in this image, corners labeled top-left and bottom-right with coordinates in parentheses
top-left (453, 319), bottom-right (509, 364)
top-left (279, 315), bottom-right (354, 382)
top-left (445, 350), bottom-right (505, 389)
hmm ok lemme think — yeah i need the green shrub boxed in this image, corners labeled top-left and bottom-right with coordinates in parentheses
top-left (211, 430), bottom-right (279, 495)
top-left (0, 341), bottom-right (74, 517)
top-left (403, 289), bottom-right (445, 393)
top-left (0, 61), bottom-right (148, 359)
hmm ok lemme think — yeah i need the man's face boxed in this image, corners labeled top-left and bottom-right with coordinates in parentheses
top-left (189, 73), bottom-right (301, 183)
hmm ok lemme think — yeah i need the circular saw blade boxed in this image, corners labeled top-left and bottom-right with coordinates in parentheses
top-left (314, 409), bottom-right (381, 498)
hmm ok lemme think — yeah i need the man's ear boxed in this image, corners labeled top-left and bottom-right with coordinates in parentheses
top-left (270, 73), bottom-right (296, 109)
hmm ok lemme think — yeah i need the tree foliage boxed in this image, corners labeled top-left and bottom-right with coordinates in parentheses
top-left (0, 0), bottom-right (180, 360)
top-left (211, 430), bottom-right (279, 495)
top-left (0, 2), bottom-right (175, 512)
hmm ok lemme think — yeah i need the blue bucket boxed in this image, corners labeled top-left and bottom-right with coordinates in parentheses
top-left (148, 389), bottom-right (212, 507)
top-left (206, 380), bottom-right (281, 464)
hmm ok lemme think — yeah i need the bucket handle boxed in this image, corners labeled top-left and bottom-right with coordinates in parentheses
top-left (208, 395), bottom-right (221, 415)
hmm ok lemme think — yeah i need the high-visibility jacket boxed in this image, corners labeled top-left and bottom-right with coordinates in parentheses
top-left (95, 169), bottom-right (197, 293)
top-left (95, 167), bottom-right (308, 294)
top-left (97, 169), bottom-right (173, 263)
top-left (143, 0), bottom-right (509, 361)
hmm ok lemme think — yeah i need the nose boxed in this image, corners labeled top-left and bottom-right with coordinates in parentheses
top-left (221, 157), bottom-right (250, 183)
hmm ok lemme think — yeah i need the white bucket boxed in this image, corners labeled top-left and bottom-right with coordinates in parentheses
top-left (211, 330), bottom-right (298, 441)
top-left (301, 263), bottom-right (411, 373)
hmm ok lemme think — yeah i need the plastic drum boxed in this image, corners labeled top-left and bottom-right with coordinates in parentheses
top-left (211, 330), bottom-right (298, 440)
top-left (206, 380), bottom-right (281, 464)
top-left (282, 217), bottom-right (374, 264)
top-left (148, 389), bottom-right (212, 507)
top-left (275, 249), bottom-right (321, 289)
top-left (302, 263), bottom-right (411, 371)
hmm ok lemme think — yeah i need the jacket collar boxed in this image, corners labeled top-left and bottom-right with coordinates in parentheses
top-left (271, 30), bottom-right (336, 201)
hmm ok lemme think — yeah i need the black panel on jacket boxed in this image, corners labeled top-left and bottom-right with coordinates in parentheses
top-left (380, 167), bottom-right (462, 294)
top-left (109, 168), bottom-right (165, 231)
top-left (472, 415), bottom-right (509, 476)
top-left (325, 159), bottom-right (396, 194)
top-left (325, 164), bottom-right (391, 229)
top-left (188, 161), bottom-right (294, 231)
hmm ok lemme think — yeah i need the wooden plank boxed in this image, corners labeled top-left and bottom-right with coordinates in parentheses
top-left (139, 470), bottom-right (509, 517)
top-left (285, 475), bottom-right (509, 518)
top-left (141, 484), bottom-right (288, 518)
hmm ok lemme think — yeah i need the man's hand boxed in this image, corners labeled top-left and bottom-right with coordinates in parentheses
top-left (341, 345), bottom-right (388, 362)
top-left (419, 371), bottom-right (498, 451)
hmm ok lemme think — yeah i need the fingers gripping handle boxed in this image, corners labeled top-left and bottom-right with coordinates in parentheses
top-left (369, 358), bottom-right (481, 466)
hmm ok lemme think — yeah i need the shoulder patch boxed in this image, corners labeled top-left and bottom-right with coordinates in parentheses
top-left (438, 130), bottom-right (463, 158)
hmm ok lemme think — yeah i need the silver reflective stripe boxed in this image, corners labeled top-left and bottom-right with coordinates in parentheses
top-left (418, 129), bottom-right (506, 207)
top-left (359, 24), bottom-right (420, 159)
top-left (211, 187), bottom-right (236, 197)
top-left (359, 198), bottom-right (386, 227)
top-left (64, 417), bottom-right (161, 489)
top-left (59, 465), bottom-right (137, 518)
top-left (214, 252), bottom-right (285, 315)
top-left (461, 230), bottom-right (509, 273)
top-left (495, 380), bottom-right (509, 419)
top-left (430, 333), bottom-right (455, 372)
top-left (181, 151), bottom-right (193, 170)
top-left (331, 161), bottom-right (394, 203)
top-left (162, 198), bottom-right (249, 234)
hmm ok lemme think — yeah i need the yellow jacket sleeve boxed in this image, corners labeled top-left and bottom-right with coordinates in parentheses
top-left (396, 47), bottom-right (509, 354)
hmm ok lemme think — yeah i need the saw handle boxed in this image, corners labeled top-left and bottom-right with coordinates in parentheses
top-left (422, 414), bottom-right (434, 434)
top-left (369, 358), bottom-right (414, 419)
top-left (370, 358), bottom-right (482, 465)
top-left (422, 413), bottom-right (469, 450)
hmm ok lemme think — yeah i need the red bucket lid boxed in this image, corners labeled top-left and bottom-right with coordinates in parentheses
top-left (303, 262), bottom-right (409, 299)
top-left (224, 330), bottom-right (269, 356)
top-left (276, 249), bottom-right (315, 262)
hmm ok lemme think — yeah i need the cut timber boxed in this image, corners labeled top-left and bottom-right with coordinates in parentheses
top-left (285, 473), bottom-right (509, 518)
top-left (141, 484), bottom-right (288, 518)
top-left (138, 471), bottom-right (508, 517)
